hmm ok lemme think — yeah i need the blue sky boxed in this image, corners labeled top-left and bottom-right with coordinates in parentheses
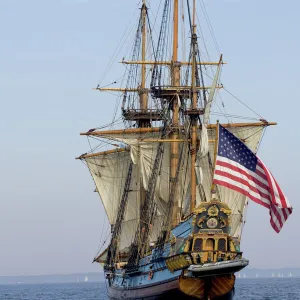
top-left (0, 0), bottom-right (299, 275)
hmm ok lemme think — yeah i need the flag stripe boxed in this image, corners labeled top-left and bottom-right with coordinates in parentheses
top-left (215, 162), bottom-right (271, 198)
top-left (270, 205), bottom-right (283, 230)
top-left (217, 156), bottom-right (269, 186)
top-left (258, 158), bottom-right (290, 208)
top-left (215, 170), bottom-right (272, 202)
top-left (213, 178), bottom-right (270, 209)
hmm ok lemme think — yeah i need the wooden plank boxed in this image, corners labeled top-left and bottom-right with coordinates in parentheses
top-left (76, 147), bottom-right (129, 159)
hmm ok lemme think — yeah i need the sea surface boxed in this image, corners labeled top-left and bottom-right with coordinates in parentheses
top-left (1, 278), bottom-right (300, 300)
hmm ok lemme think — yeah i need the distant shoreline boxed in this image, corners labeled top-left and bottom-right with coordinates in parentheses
top-left (1, 268), bottom-right (299, 285)
top-left (0, 272), bottom-right (105, 285)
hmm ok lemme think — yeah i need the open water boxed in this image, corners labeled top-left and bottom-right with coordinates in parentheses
top-left (1, 278), bottom-right (300, 300)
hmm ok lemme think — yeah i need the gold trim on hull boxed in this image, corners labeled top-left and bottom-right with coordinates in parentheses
top-left (179, 274), bottom-right (235, 299)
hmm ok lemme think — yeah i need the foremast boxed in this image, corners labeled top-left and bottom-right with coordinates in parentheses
top-left (170, 0), bottom-right (180, 226)
top-left (190, 0), bottom-right (198, 213)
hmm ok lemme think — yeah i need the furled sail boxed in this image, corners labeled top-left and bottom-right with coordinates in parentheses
top-left (203, 57), bottom-right (222, 126)
top-left (194, 59), bottom-right (221, 204)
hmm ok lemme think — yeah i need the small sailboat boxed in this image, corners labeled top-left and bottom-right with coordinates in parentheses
top-left (84, 276), bottom-right (89, 282)
top-left (255, 273), bottom-right (259, 278)
top-left (289, 272), bottom-right (293, 277)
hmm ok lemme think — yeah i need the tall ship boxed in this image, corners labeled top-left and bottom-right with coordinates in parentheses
top-left (77, 1), bottom-right (292, 299)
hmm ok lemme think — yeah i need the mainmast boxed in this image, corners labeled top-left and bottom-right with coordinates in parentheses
top-left (190, 0), bottom-right (197, 212)
top-left (170, 0), bottom-right (181, 226)
top-left (139, 0), bottom-right (148, 246)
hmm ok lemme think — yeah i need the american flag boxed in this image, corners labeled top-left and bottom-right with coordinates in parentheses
top-left (213, 124), bottom-right (292, 233)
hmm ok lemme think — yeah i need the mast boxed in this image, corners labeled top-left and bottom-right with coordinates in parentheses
top-left (139, 0), bottom-right (148, 243)
top-left (140, 0), bottom-right (148, 125)
top-left (171, 0), bottom-right (181, 226)
top-left (190, 0), bottom-right (197, 212)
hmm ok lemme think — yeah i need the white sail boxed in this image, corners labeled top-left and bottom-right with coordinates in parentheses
top-left (103, 138), bottom-right (191, 216)
top-left (119, 219), bottom-right (139, 250)
top-left (87, 123), bottom-right (267, 238)
top-left (84, 150), bottom-right (140, 225)
top-left (83, 143), bottom-right (186, 250)
top-left (84, 150), bottom-right (140, 251)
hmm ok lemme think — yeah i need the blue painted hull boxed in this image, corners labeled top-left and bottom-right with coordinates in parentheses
top-left (106, 259), bottom-right (236, 299)
top-left (107, 275), bottom-right (235, 299)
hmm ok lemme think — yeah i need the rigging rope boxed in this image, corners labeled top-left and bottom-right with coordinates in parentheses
top-left (104, 162), bottom-right (134, 268)
top-left (198, 0), bottom-right (220, 55)
top-left (126, 123), bottom-right (169, 270)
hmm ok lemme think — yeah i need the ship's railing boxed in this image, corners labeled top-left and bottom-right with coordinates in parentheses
top-left (189, 250), bottom-right (243, 265)
top-left (122, 108), bottom-right (164, 113)
top-left (166, 251), bottom-right (243, 273)
top-left (122, 108), bottom-right (165, 121)
top-left (111, 250), bottom-right (243, 272)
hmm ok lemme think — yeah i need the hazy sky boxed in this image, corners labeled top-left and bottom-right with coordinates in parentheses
top-left (1, 0), bottom-right (299, 276)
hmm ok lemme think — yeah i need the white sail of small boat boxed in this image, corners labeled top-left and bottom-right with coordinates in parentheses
top-left (84, 276), bottom-right (88, 282)
top-left (256, 273), bottom-right (259, 278)
top-left (289, 272), bottom-right (293, 277)
top-left (272, 273), bottom-right (275, 277)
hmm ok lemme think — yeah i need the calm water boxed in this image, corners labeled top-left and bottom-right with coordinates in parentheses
top-left (1, 278), bottom-right (300, 300)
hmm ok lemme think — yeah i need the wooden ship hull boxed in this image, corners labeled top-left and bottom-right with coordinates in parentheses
top-left (108, 276), bottom-right (235, 300)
